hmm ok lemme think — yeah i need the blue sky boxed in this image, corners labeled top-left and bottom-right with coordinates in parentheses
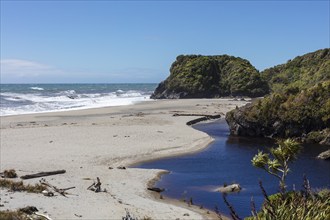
top-left (1, 1), bottom-right (329, 83)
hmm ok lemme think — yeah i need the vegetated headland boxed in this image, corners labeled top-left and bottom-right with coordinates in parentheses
top-left (152, 48), bottom-right (330, 146)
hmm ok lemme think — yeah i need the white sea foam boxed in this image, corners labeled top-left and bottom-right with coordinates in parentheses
top-left (30, 87), bottom-right (44, 91)
top-left (0, 91), bottom-right (152, 116)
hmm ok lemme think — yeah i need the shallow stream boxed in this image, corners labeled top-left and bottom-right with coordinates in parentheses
top-left (136, 120), bottom-right (330, 218)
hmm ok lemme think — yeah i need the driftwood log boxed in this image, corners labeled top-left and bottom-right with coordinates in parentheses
top-left (172, 113), bottom-right (221, 125)
top-left (20, 170), bottom-right (66, 179)
top-left (147, 187), bottom-right (165, 193)
top-left (39, 179), bottom-right (75, 197)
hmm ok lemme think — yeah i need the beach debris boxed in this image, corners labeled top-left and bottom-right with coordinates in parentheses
top-left (109, 167), bottom-right (114, 169)
top-left (40, 178), bottom-right (75, 197)
top-left (147, 187), bottom-right (164, 193)
top-left (34, 212), bottom-right (53, 220)
top-left (19, 206), bottom-right (53, 220)
top-left (1, 169), bottom-right (17, 178)
top-left (75, 214), bottom-right (83, 218)
top-left (42, 190), bottom-right (54, 197)
top-left (183, 213), bottom-right (190, 216)
top-left (117, 166), bottom-right (126, 170)
top-left (19, 206), bottom-right (39, 215)
top-left (122, 208), bottom-right (138, 220)
top-left (172, 113), bottom-right (221, 125)
top-left (20, 170), bottom-right (66, 179)
top-left (87, 177), bottom-right (102, 192)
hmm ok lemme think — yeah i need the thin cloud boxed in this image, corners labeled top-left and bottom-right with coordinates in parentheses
top-left (0, 59), bottom-right (61, 78)
top-left (0, 59), bottom-right (161, 83)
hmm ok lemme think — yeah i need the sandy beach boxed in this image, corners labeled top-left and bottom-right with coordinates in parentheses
top-left (0, 98), bottom-right (248, 219)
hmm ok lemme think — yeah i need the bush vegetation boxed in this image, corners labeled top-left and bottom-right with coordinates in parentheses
top-left (152, 54), bottom-right (269, 98)
top-left (262, 48), bottom-right (330, 93)
top-left (244, 81), bottom-right (330, 137)
top-left (245, 182), bottom-right (330, 220)
top-left (225, 48), bottom-right (330, 143)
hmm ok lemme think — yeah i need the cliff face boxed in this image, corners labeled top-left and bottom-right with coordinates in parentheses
top-left (151, 55), bottom-right (269, 99)
top-left (226, 49), bottom-right (330, 145)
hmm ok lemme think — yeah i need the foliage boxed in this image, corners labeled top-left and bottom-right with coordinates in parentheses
top-left (236, 80), bottom-right (330, 139)
top-left (252, 139), bottom-right (301, 193)
top-left (225, 48), bottom-right (330, 143)
top-left (153, 54), bottom-right (269, 98)
top-left (0, 179), bottom-right (46, 193)
top-left (245, 183), bottom-right (330, 220)
top-left (262, 48), bottom-right (330, 93)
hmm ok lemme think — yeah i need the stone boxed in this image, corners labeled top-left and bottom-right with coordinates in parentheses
top-left (317, 150), bottom-right (330, 160)
top-left (216, 183), bottom-right (241, 193)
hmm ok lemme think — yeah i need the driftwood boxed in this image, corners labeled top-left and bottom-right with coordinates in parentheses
top-left (87, 177), bottom-right (102, 192)
top-left (20, 170), bottom-right (66, 179)
top-left (19, 206), bottom-right (52, 220)
top-left (122, 209), bottom-right (138, 220)
top-left (147, 187), bottom-right (164, 193)
top-left (40, 178), bottom-right (75, 197)
top-left (34, 212), bottom-right (53, 220)
top-left (172, 113), bottom-right (221, 125)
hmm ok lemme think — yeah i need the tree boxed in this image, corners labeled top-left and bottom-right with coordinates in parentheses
top-left (251, 139), bottom-right (301, 193)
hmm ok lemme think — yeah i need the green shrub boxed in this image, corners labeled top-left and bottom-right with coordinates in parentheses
top-left (246, 188), bottom-right (330, 220)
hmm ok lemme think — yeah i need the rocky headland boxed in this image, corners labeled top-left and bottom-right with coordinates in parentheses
top-left (151, 55), bottom-right (269, 99)
top-left (226, 49), bottom-right (330, 145)
top-left (151, 49), bottom-right (330, 145)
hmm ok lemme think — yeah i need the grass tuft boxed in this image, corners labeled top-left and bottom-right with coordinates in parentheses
top-left (0, 179), bottom-right (46, 193)
top-left (3, 169), bottom-right (17, 178)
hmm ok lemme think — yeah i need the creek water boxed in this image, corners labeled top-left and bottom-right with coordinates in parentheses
top-left (135, 120), bottom-right (330, 218)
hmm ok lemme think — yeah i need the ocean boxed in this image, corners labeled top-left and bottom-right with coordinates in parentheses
top-left (0, 84), bottom-right (157, 116)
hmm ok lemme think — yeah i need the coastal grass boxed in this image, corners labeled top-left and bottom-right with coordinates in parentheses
top-left (0, 178), bottom-right (46, 193)
top-left (246, 188), bottom-right (330, 220)
top-left (0, 210), bottom-right (30, 220)
top-left (2, 169), bottom-right (17, 178)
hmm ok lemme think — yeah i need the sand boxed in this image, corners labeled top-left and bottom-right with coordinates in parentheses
top-left (0, 98), bottom-right (248, 219)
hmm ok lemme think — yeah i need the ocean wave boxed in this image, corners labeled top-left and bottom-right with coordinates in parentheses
top-left (30, 87), bottom-right (44, 91)
top-left (0, 91), bottom-right (152, 116)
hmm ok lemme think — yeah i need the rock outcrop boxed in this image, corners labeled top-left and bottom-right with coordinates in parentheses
top-left (317, 150), bottom-right (330, 160)
top-left (226, 49), bottom-right (330, 145)
top-left (216, 183), bottom-right (241, 193)
top-left (151, 55), bottom-right (269, 99)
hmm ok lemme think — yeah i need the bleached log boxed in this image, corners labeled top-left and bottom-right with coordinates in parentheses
top-left (20, 170), bottom-right (66, 179)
